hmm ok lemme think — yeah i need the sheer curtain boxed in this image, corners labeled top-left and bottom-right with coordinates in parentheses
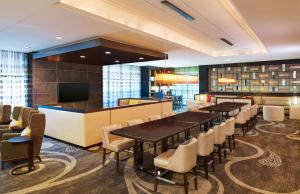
top-left (0, 50), bottom-right (28, 106)
top-left (103, 64), bottom-right (141, 108)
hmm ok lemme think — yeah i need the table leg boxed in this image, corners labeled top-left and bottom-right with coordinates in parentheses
top-left (161, 139), bottom-right (168, 153)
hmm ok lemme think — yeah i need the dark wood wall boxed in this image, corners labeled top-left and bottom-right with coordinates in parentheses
top-left (32, 60), bottom-right (103, 110)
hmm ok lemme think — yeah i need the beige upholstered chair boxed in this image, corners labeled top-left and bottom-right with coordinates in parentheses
top-left (126, 119), bottom-right (144, 126)
top-left (263, 105), bottom-right (284, 122)
top-left (0, 105), bottom-right (11, 125)
top-left (225, 117), bottom-right (236, 152)
top-left (1, 112), bottom-right (46, 170)
top-left (253, 104), bottom-right (258, 124)
top-left (213, 123), bottom-right (226, 163)
top-left (235, 110), bottom-right (247, 136)
top-left (102, 124), bottom-right (135, 173)
top-left (163, 112), bottom-right (176, 118)
top-left (197, 129), bottom-right (215, 179)
top-left (154, 138), bottom-right (198, 194)
top-left (148, 115), bottom-right (162, 121)
top-left (245, 107), bottom-right (251, 129)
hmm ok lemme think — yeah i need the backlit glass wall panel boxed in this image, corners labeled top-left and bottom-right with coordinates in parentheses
top-left (173, 66), bottom-right (199, 105)
top-left (0, 50), bottom-right (28, 106)
top-left (103, 64), bottom-right (141, 108)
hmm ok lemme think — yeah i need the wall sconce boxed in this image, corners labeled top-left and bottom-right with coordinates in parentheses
top-left (282, 64), bottom-right (286, 71)
top-left (293, 71), bottom-right (297, 79)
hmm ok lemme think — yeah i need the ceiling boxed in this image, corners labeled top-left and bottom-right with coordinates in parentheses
top-left (0, 0), bottom-right (300, 67)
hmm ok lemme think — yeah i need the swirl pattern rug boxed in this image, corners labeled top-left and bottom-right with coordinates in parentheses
top-left (0, 117), bottom-right (299, 194)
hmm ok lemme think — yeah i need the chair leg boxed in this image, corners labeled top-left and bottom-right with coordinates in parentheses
top-left (154, 166), bottom-right (158, 192)
top-left (171, 136), bottom-right (174, 146)
top-left (154, 143), bottom-right (157, 154)
top-left (233, 135), bottom-right (236, 148)
top-left (218, 145), bottom-right (222, 163)
top-left (1, 161), bottom-right (4, 170)
top-left (211, 152), bottom-right (215, 172)
top-left (37, 156), bottom-right (42, 162)
top-left (193, 167), bottom-right (197, 190)
top-left (184, 173), bottom-right (188, 194)
top-left (115, 152), bottom-right (120, 173)
top-left (204, 156), bottom-right (208, 179)
top-left (223, 142), bottom-right (227, 159)
top-left (102, 148), bottom-right (106, 166)
top-left (242, 124), bottom-right (245, 136)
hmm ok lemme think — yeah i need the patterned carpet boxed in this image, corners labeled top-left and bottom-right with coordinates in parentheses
top-left (0, 117), bottom-right (299, 194)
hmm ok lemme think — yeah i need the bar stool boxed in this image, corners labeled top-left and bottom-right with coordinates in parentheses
top-left (102, 124), bottom-right (135, 173)
top-left (197, 129), bottom-right (215, 179)
top-left (154, 138), bottom-right (198, 194)
top-left (250, 106), bottom-right (255, 127)
top-left (213, 123), bottom-right (226, 163)
top-left (235, 110), bottom-right (247, 136)
top-left (225, 117), bottom-right (236, 152)
top-left (253, 104), bottom-right (258, 124)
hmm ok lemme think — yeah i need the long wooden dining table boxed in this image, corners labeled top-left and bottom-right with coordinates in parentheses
top-left (110, 111), bottom-right (220, 172)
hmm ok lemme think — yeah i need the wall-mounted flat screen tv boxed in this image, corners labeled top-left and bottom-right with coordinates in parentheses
top-left (58, 83), bottom-right (89, 103)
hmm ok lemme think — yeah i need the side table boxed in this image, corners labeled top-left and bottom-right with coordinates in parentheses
top-left (8, 136), bottom-right (34, 175)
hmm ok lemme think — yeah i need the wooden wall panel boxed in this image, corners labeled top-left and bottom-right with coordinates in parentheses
top-left (32, 60), bottom-right (103, 110)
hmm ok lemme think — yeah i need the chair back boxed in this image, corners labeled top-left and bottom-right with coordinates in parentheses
top-left (12, 106), bottom-right (23, 121)
top-left (127, 119), bottom-right (144, 126)
top-left (168, 138), bottom-right (198, 173)
top-left (30, 113), bottom-right (46, 156)
top-left (102, 124), bottom-right (122, 149)
top-left (253, 104), bottom-right (258, 115)
top-left (21, 108), bottom-right (34, 128)
top-left (214, 123), bottom-right (225, 144)
top-left (148, 115), bottom-right (161, 121)
top-left (236, 111), bottom-right (246, 124)
top-left (225, 117), bottom-right (235, 136)
top-left (164, 112), bottom-right (175, 118)
top-left (246, 108), bottom-right (251, 120)
top-left (250, 106), bottom-right (255, 117)
top-left (0, 105), bottom-right (11, 123)
top-left (197, 128), bottom-right (215, 156)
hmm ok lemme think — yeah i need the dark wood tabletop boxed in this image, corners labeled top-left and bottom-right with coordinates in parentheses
top-left (199, 102), bottom-right (248, 112)
top-left (166, 111), bottom-right (220, 124)
top-left (110, 111), bottom-right (218, 143)
top-left (111, 118), bottom-right (198, 143)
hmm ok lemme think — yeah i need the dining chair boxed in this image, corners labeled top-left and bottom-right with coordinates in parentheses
top-left (102, 124), bottom-right (135, 173)
top-left (235, 110), bottom-right (247, 136)
top-left (154, 138), bottom-right (198, 194)
top-left (213, 123), bottom-right (226, 163)
top-left (250, 106), bottom-right (255, 127)
top-left (197, 128), bottom-right (215, 179)
top-left (126, 119), bottom-right (144, 126)
top-left (225, 117), bottom-right (236, 152)
top-left (0, 105), bottom-right (11, 125)
top-left (253, 104), bottom-right (258, 124)
top-left (163, 112), bottom-right (176, 118)
top-left (245, 107), bottom-right (252, 129)
top-left (148, 115), bottom-right (162, 121)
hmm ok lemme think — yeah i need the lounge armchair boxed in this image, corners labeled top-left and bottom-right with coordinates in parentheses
top-left (0, 105), bottom-right (11, 125)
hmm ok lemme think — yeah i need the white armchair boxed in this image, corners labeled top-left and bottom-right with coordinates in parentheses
top-left (235, 110), bottom-right (247, 136)
top-left (225, 117), bottom-right (236, 152)
top-left (154, 138), bottom-right (198, 194)
top-left (102, 124), bottom-right (135, 173)
top-left (213, 123), bottom-right (226, 163)
top-left (197, 129), bottom-right (215, 179)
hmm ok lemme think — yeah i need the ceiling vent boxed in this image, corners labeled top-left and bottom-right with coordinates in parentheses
top-left (220, 38), bottom-right (234, 46)
top-left (161, 0), bottom-right (195, 21)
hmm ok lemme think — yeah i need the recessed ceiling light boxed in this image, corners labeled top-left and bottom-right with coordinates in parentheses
top-left (105, 51), bottom-right (111, 54)
top-left (139, 57), bottom-right (144, 60)
top-left (56, 36), bottom-right (63, 40)
top-left (80, 55), bottom-right (85, 59)
top-left (115, 60), bottom-right (119, 63)
top-left (24, 46), bottom-right (30, 49)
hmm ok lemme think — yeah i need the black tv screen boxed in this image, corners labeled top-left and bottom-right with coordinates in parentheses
top-left (58, 83), bottom-right (89, 103)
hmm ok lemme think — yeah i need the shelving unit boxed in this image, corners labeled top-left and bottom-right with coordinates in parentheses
top-left (209, 63), bottom-right (300, 94)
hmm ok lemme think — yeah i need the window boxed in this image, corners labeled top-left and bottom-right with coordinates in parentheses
top-left (103, 64), bottom-right (141, 108)
top-left (173, 66), bottom-right (199, 105)
top-left (0, 50), bottom-right (28, 106)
